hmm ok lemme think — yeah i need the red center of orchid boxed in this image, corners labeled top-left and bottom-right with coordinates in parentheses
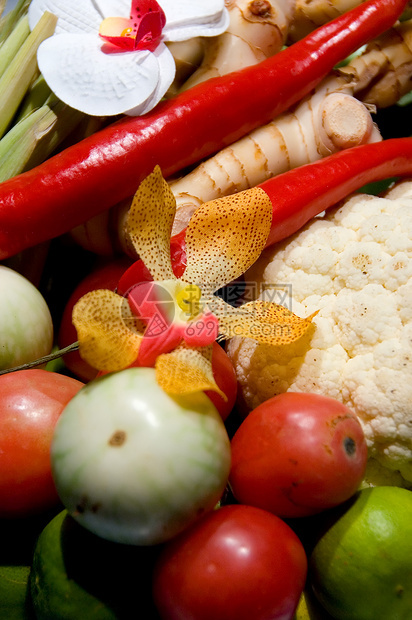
top-left (99, 0), bottom-right (166, 52)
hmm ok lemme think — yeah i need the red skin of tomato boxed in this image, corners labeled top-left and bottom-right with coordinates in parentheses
top-left (0, 369), bottom-right (84, 518)
top-left (229, 392), bottom-right (368, 519)
top-left (152, 504), bottom-right (307, 620)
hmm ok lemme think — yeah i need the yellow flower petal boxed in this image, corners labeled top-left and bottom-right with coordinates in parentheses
top-left (155, 344), bottom-right (227, 400)
top-left (126, 165), bottom-right (176, 281)
top-left (183, 187), bottom-right (272, 292)
top-left (73, 289), bottom-right (144, 372)
top-left (203, 295), bottom-right (317, 345)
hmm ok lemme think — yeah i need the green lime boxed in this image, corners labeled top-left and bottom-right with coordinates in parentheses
top-left (29, 510), bottom-right (161, 619)
top-left (0, 565), bottom-right (33, 619)
top-left (309, 486), bottom-right (412, 620)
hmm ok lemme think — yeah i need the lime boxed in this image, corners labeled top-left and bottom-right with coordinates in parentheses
top-left (0, 565), bottom-right (33, 619)
top-left (309, 486), bottom-right (412, 619)
top-left (0, 509), bottom-right (60, 619)
top-left (29, 510), bottom-right (161, 619)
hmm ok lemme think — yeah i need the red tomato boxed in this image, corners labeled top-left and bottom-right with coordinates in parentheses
top-left (0, 369), bottom-right (84, 518)
top-left (152, 504), bottom-right (307, 620)
top-left (229, 392), bottom-right (368, 518)
top-left (58, 257), bottom-right (133, 381)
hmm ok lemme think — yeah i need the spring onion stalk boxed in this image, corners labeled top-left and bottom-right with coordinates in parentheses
top-left (0, 10), bottom-right (57, 138)
top-left (16, 73), bottom-right (52, 121)
top-left (0, 97), bottom-right (84, 182)
top-left (0, 0), bottom-right (30, 45)
top-left (0, 14), bottom-right (30, 78)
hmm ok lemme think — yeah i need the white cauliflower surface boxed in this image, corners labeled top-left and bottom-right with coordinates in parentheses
top-left (227, 180), bottom-right (412, 485)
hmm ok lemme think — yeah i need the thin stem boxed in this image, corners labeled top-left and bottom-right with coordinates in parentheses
top-left (0, 342), bottom-right (80, 376)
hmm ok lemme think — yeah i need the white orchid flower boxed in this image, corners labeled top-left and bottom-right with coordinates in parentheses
top-left (28, 0), bottom-right (229, 116)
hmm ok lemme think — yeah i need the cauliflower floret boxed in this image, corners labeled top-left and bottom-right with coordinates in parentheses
top-left (227, 180), bottom-right (412, 485)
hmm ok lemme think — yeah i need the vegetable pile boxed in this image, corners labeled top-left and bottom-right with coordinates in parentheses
top-left (1, 0), bottom-right (412, 619)
top-left (228, 178), bottom-right (412, 486)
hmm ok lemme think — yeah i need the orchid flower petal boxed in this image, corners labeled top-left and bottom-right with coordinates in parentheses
top-left (183, 312), bottom-right (220, 348)
top-left (99, 17), bottom-right (138, 51)
top-left (155, 344), bottom-right (226, 399)
top-left (138, 322), bottom-right (184, 367)
top-left (28, 0), bottom-right (103, 33)
top-left (202, 294), bottom-right (318, 346)
top-left (94, 1), bottom-right (130, 20)
top-left (29, 0), bottom-right (228, 117)
top-left (123, 43), bottom-right (175, 116)
top-left (36, 34), bottom-right (174, 117)
top-left (183, 187), bottom-right (272, 293)
top-left (99, 1), bottom-right (166, 52)
top-left (161, 0), bottom-right (229, 41)
top-left (126, 165), bottom-right (176, 280)
top-left (73, 289), bottom-right (144, 372)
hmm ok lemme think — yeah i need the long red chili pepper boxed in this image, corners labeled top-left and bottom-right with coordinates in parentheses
top-left (0, 0), bottom-right (407, 260)
top-left (117, 137), bottom-right (412, 295)
top-left (261, 137), bottom-right (412, 246)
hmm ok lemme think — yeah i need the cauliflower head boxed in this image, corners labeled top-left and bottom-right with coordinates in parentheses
top-left (227, 180), bottom-right (412, 484)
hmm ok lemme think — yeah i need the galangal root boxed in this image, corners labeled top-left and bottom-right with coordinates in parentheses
top-left (342, 18), bottom-right (412, 107)
top-left (287, 0), bottom-right (412, 43)
top-left (179, 0), bottom-right (296, 91)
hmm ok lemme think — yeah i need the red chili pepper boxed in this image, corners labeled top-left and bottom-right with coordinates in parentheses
top-left (261, 137), bottom-right (412, 247)
top-left (117, 137), bottom-right (412, 294)
top-left (0, 0), bottom-right (407, 260)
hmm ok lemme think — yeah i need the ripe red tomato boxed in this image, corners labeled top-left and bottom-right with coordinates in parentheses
top-left (152, 504), bottom-right (307, 620)
top-left (58, 257), bottom-right (133, 381)
top-left (229, 392), bottom-right (368, 518)
top-left (0, 369), bottom-right (84, 518)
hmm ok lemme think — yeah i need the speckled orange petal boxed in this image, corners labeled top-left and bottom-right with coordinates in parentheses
top-left (183, 187), bottom-right (272, 292)
top-left (73, 289), bottom-right (144, 372)
top-left (155, 344), bottom-right (227, 400)
top-left (126, 165), bottom-right (176, 281)
top-left (204, 295), bottom-right (318, 345)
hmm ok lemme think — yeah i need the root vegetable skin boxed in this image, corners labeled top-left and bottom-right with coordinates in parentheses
top-left (288, 0), bottom-right (367, 43)
top-left (165, 38), bottom-right (205, 97)
top-left (343, 18), bottom-right (412, 108)
top-left (0, 0), bottom-right (408, 260)
top-left (170, 72), bottom-right (381, 235)
top-left (180, 0), bottom-right (296, 90)
top-left (287, 0), bottom-right (412, 43)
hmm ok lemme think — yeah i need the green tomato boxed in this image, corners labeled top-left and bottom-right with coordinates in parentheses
top-left (0, 265), bottom-right (53, 370)
top-left (51, 368), bottom-right (231, 545)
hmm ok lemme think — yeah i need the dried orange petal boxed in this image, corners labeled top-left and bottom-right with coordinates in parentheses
top-left (126, 165), bottom-right (176, 280)
top-left (183, 187), bottom-right (272, 292)
top-left (204, 295), bottom-right (318, 345)
top-left (73, 290), bottom-right (144, 372)
top-left (155, 344), bottom-right (226, 399)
